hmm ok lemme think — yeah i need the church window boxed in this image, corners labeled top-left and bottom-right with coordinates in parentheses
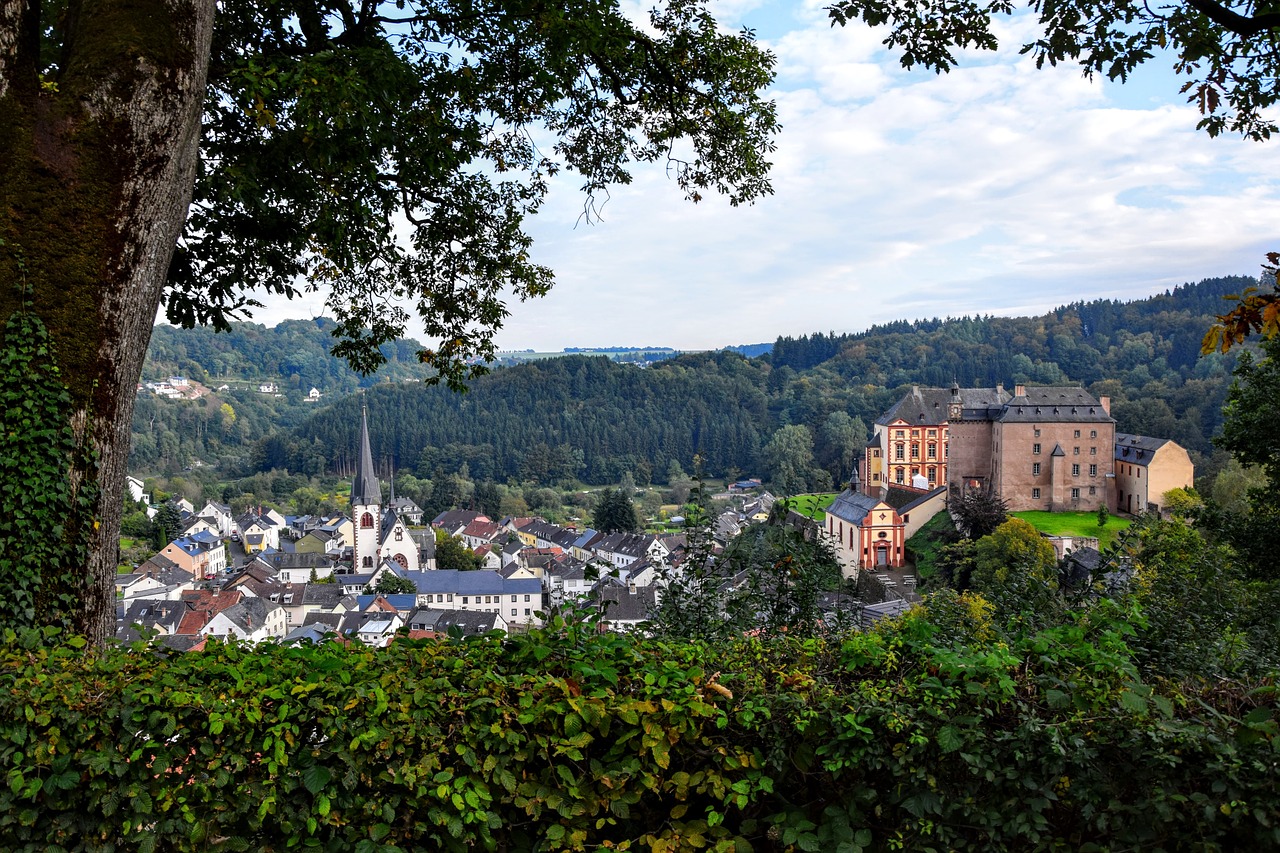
top-left (361, 512), bottom-right (374, 528)
top-left (395, 529), bottom-right (403, 541)
top-left (362, 556), bottom-right (372, 568)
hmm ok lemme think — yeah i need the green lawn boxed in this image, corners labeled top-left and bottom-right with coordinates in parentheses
top-left (783, 493), bottom-right (838, 521)
top-left (1010, 511), bottom-right (1131, 550)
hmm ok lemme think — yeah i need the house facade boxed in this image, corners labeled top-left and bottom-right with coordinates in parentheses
top-left (1113, 433), bottom-right (1194, 516)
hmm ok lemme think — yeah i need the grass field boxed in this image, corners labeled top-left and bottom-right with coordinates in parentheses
top-left (1010, 511), bottom-right (1131, 550)
top-left (783, 493), bottom-right (838, 521)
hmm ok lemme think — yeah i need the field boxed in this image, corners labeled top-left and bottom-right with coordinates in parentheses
top-left (783, 493), bottom-right (838, 521)
top-left (1010, 511), bottom-right (1131, 550)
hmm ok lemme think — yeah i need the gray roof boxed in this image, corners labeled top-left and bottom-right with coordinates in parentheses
top-left (351, 406), bottom-right (383, 507)
top-left (879, 385), bottom-right (1008, 427)
top-left (994, 387), bottom-right (1112, 423)
top-left (406, 608), bottom-right (501, 634)
top-left (302, 583), bottom-right (348, 608)
top-left (215, 597), bottom-right (277, 633)
top-left (825, 488), bottom-right (882, 526)
top-left (1115, 432), bottom-right (1170, 465)
top-left (402, 569), bottom-right (541, 596)
top-left (598, 585), bottom-right (658, 623)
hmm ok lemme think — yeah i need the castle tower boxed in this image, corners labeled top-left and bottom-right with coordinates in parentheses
top-left (351, 406), bottom-right (383, 570)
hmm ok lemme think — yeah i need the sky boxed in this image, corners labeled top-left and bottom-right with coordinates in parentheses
top-left (245, 0), bottom-right (1280, 352)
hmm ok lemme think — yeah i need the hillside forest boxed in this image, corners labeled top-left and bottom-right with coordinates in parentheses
top-left (134, 276), bottom-right (1250, 511)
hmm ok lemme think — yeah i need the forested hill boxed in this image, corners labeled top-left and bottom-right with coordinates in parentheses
top-left (268, 351), bottom-right (775, 486)
top-left (769, 276), bottom-right (1247, 381)
top-left (144, 318), bottom-right (438, 392)
top-left (261, 276), bottom-right (1252, 488)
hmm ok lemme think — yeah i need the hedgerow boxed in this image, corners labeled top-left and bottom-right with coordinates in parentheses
top-left (0, 603), bottom-right (1276, 852)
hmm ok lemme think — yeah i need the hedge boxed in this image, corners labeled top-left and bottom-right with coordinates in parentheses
top-left (1, 604), bottom-right (1277, 852)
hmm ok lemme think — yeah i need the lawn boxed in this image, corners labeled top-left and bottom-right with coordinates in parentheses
top-left (783, 493), bottom-right (838, 521)
top-left (1010, 511), bottom-right (1131, 550)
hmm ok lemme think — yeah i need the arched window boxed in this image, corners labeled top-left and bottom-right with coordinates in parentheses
top-left (362, 556), bottom-right (373, 568)
top-left (361, 512), bottom-right (374, 528)
top-left (393, 554), bottom-right (408, 569)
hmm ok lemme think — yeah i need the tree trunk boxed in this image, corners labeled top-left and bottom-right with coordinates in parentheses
top-left (0, 0), bottom-right (216, 643)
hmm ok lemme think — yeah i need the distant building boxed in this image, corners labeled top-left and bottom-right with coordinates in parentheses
top-left (1113, 433), bottom-right (1194, 516)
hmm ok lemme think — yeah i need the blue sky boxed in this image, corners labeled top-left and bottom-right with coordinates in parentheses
top-left (252, 0), bottom-right (1280, 351)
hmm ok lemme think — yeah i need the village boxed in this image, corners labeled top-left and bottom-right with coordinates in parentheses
top-left (116, 381), bottom-right (1194, 651)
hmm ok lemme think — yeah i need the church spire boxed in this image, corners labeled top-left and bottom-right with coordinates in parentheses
top-left (352, 405), bottom-right (382, 507)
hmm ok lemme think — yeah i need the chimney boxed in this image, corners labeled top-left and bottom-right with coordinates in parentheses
top-left (1014, 384), bottom-right (1026, 397)
top-left (1099, 395), bottom-right (1110, 414)
top-left (996, 383), bottom-right (1004, 396)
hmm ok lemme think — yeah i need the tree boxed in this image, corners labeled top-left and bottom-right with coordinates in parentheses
top-left (0, 0), bottom-right (778, 642)
top-left (592, 488), bottom-right (639, 534)
top-left (762, 424), bottom-right (817, 495)
top-left (434, 529), bottom-right (482, 572)
top-left (951, 489), bottom-right (1009, 540)
top-left (365, 573), bottom-right (418, 595)
top-left (970, 519), bottom-right (1058, 596)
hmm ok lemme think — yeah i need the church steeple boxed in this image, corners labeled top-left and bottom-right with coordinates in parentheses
top-left (352, 405), bottom-right (382, 507)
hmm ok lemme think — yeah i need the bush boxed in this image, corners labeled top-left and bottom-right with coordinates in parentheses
top-left (0, 617), bottom-right (1277, 851)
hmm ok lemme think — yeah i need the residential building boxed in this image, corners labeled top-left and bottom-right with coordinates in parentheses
top-left (1113, 433), bottom-right (1195, 516)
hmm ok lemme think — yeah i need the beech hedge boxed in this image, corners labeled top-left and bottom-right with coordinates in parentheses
top-left (1, 603), bottom-right (1277, 852)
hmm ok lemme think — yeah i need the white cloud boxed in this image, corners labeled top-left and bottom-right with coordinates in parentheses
top-left (236, 8), bottom-right (1280, 353)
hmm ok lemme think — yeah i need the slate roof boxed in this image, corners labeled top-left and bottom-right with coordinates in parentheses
top-left (598, 585), bottom-right (658, 624)
top-left (258, 552), bottom-right (337, 570)
top-left (405, 608), bottom-right (501, 634)
top-left (824, 488), bottom-right (883, 526)
top-left (879, 385), bottom-right (1009, 427)
top-left (1115, 432), bottom-right (1170, 465)
top-left (401, 569), bottom-right (541, 597)
top-left (213, 597), bottom-right (278, 634)
top-left (432, 509), bottom-right (489, 531)
top-left (993, 387), bottom-right (1112, 423)
top-left (351, 406), bottom-right (383, 506)
top-left (354, 594), bottom-right (418, 612)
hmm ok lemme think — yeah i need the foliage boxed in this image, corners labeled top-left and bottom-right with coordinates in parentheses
top-left (903, 509), bottom-right (962, 583)
top-left (365, 574), bottom-right (418, 596)
top-left (0, 310), bottom-right (94, 631)
top-left (1162, 486), bottom-right (1202, 518)
top-left (950, 488), bottom-right (1008, 539)
top-left (1212, 333), bottom-right (1280, 578)
top-left (164, 0), bottom-right (779, 388)
top-left (1096, 503), bottom-right (1109, 527)
top-left (971, 518), bottom-right (1059, 598)
top-left (1202, 262), bottom-right (1280, 353)
top-left (762, 424), bottom-right (822, 495)
top-left (592, 488), bottom-right (640, 534)
top-left (2, 608), bottom-right (1279, 851)
top-left (828, 0), bottom-right (1280, 141)
top-left (149, 504), bottom-right (183, 551)
top-left (719, 511), bottom-right (845, 637)
top-left (434, 530), bottom-right (483, 572)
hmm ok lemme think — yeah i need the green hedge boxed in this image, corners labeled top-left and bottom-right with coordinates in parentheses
top-left (1, 606), bottom-right (1277, 852)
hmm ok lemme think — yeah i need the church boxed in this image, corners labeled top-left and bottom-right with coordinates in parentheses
top-left (351, 406), bottom-right (423, 571)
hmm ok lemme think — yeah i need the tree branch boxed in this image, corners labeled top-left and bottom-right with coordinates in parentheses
top-left (1183, 0), bottom-right (1280, 39)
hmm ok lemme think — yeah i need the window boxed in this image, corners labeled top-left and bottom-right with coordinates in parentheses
top-left (511, 595), bottom-right (517, 602)
top-left (462, 596), bottom-right (468, 604)
top-left (1072, 464), bottom-right (1080, 476)
top-left (896, 430), bottom-right (905, 439)
top-left (1090, 446), bottom-right (1097, 455)
top-left (1032, 462), bottom-right (1041, 475)
top-left (1032, 488), bottom-right (1041, 499)
top-left (1034, 428), bottom-right (1041, 437)
top-left (1071, 487), bottom-right (1080, 499)
top-left (872, 448), bottom-right (881, 458)
top-left (361, 512), bottom-right (374, 528)
top-left (524, 594), bottom-right (531, 602)
top-left (1090, 430), bottom-right (1097, 439)
top-left (448, 594), bottom-right (453, 602)
top-left (395, 529), bottom-right (403, 541)
top-left (1074, 429), bottom-right (1081, 438)
top-left (362, 556), bottom-right (372, 568)
top-left (895, 445), bottom-right (905, 461)
top-left (1089, 486), bottom-right (1096, 496)
top-left (1089, 464), bottom-right (1097, 477)
top-left (1033, 443), bottom-right (1041, 454)
top-left (927, 443), bottom-right (936, 459)
top-left (895, 469), bottom-right (904, 484)
top-left (511, 609), bottom-right (517, 616)
top-left (927, 467), bottom-right (936, 482)
top-left (910, 444), bottom-right (920, 460)
top-left (1073, 446), bottom-right (1080, 455)
top-left (525, 608), bottom-right (531, 616)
